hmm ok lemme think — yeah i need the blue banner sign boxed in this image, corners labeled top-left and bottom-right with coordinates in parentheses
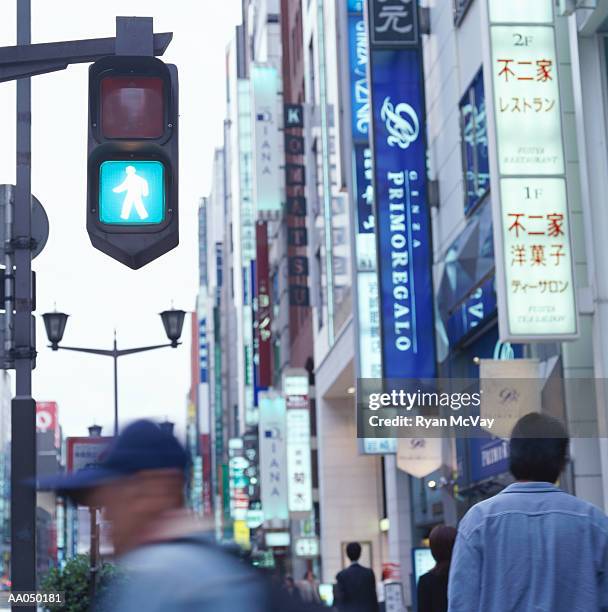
top-left (354, 144), bottom-right (374, 234)
top-left (369, 22), bottom-right (436, 378)
top-left (446, 277), bottom-right (497, 347)
top-left (348, 13), bottom-right (369, 141)
top-left (199, 316), bottom-right (208, 384)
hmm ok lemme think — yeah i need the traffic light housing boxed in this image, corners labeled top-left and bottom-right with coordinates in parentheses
top-left (87, 56), bottom-right (178, 269)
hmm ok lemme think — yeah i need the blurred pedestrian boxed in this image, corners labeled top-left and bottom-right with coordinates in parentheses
top-left (448, 413), bottom-right (608, 612)
top-left (38, 420), bottom-right (323, 612)
top-left (285, 575), bottom-right (303, 602)
top-left (334, 542), bottom-right (379, 612)
top-left (417, 525), bottom-right (457, 612)
top-left (298, 570), bottom-right (321, 604)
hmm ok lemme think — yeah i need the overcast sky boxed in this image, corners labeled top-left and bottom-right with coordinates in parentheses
top-left (0, 1), bottom-right (241, 438)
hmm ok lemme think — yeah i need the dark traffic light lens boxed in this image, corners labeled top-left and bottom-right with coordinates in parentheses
top-left (101, 76), bottom-right (164, 139)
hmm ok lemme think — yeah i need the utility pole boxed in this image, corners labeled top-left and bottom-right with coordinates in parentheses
top-left (11, 0), bottom-right (37, 607)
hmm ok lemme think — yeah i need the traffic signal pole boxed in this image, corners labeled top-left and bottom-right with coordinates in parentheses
top-left (11, 1), bottom-right (36, 607)
top-left (0, 12), bottom-right (174, 602)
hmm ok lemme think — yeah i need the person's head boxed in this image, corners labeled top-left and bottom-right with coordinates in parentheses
top-left (346, 542), bottom-right (362, 562)
top-left (304, 570), bottom-right (315, 581)
top-left (126, 165), bottom-right (136, 175)
top-left (509, 413), bottom-right (569, 483)
top-left (429, 525), bottom-right (457, 566)
top-left (40, 419), bottom-right (190, 555)
top-left (285, 576), bottom-right (295, 588)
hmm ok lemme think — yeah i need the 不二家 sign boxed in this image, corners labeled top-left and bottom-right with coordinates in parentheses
top-left (484, 0), bottom-right (577, 341)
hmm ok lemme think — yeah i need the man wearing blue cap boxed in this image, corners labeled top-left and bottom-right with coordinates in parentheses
top-left (40, 420), bottom-right (278, 611)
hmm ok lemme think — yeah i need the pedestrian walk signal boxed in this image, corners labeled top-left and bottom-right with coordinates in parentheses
top-left (99, 161), bottom-right (165, 225)
top-left (87, 56), bottom-right (178, 269)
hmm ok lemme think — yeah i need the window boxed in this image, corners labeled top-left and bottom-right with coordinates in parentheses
top-left (459, 69), bottom-right (490, 215)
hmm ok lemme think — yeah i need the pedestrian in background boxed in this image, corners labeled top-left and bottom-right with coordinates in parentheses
top-left (285, 575), bottom-right (303, 602)
top-left (417, 525), bottom-right (457, 612)
top-left (298, 570), bottom-right (321, 604)
top-left (334, 542), bottom-right (379, 612)
top-left (448, 413), bottom-right (608, 612)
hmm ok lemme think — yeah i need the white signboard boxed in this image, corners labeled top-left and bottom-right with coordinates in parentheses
top-left (67, 437), bottom-right (112, 473)
top-left (259, 393), bottom-right (289, 522)
top-left (480, 358), bottom-right (542, 439)
top-left (489, 0), bottom-right (553, 24)
top-left (286, 408), bottom-right (313, 513)
top-left (485, 0), bottom-right (577, 341)
top-left (251, 65), bottom-right (281, 213)
top-left (385, 582), bottom-right (406, 612)
top-left (283, 370), bottom-right (309, 398)
top-left (396, 438), bottom-right (441, 478)
top-left (294, 537), bottom-right (320, 558)
top-left (359, 272), bottom-right (396, 455)
top-left (500, 178), bottom-right (576, 336)
top-left (490, 25), bottom-right (563, 176)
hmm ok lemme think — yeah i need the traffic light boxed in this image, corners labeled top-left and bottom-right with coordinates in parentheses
top-left (87, 56), bottom-right (178, 269)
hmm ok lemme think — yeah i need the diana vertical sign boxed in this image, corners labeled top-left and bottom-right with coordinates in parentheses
top-left (367, 0), bottom-right (436, 379)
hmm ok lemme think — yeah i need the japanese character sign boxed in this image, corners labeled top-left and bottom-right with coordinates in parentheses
top-left (501, 178), bottom-right (576, 336)
top-left (369, 0), bottom-right (419, 47)
top-left (490, 24), bottom-right (563, 175)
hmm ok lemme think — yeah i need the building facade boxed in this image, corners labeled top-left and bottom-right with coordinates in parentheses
top-left (197, 0), bottom-right (608, 607)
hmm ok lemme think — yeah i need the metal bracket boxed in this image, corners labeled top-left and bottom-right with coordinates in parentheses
top-left (419, 7), bottom-right (431, 36)
top-left (428, 179), bottom-right (440, 209)
top-left (0, 17), bottom-right (172, 83)
top-left (10, 347), bottom-right (36, 361)
top-left (9, 236), bottom-right (37, 252)
top-left (116, 17), bottom-right (154, 56)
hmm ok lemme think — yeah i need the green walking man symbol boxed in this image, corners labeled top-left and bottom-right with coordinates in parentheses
top-left (112, 165), bottom-right (150, 221)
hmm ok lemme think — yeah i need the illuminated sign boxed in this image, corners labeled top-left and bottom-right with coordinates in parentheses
top-left (349, 0), bottom-right (396, 455)
top-left (485, 0), bottom-right (577, 340)
top-left (368, 0), bottom-right (437, 379)
top-left (252, 65), bottom-right (281, 212)
top-left (286, 409), bottom-right (313, 513)
top-left (294, 537), bottom-right (320, 558)
top-left (258, 394), bottom-right (288, 522)
top-left (99, 160), bottom-right (164, 225)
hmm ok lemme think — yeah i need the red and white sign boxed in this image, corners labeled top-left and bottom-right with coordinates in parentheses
top-left (36, 402), bottom-right (60, 449)
top-left (66, 437), bottom-right (112, 473)
top-left (255, 221), bottom-right (273, 388)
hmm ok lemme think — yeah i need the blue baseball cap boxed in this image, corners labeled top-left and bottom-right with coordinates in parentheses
top-left (37, 419), bottom-right (190, 495)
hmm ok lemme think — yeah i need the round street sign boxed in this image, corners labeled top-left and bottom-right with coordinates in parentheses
top-left (0, 184), bottom-right (50, 259)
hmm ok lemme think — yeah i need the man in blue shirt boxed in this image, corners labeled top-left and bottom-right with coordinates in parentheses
top-left (448, 413), bottom-right (608, 612)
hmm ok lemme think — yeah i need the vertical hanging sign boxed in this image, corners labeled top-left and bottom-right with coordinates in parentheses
top-left (255, 221), bottom-right (273, 388)
top-left (252, 65), bottom-right (281, 213)
top-left (349, 0), bottom-right (396, 454)
top-left (483, 0), bottom-right (578, 340)
top-left (258, 393), bottom-right (289, 522)
top-left (284, 370), bottom-right (313, 514)
top-left (367, 0), bottom-right (437, 379)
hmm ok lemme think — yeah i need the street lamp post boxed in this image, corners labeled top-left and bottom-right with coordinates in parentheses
top-left (42, 308), bottom-right (186, 436)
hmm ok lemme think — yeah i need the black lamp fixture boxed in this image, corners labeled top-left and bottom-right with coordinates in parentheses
top-left (159, 420), bottom-right (174, 435)
top-left (160, 308), bottom-right (186, 348)
top-left (88, 424), bottom-right (102, 438)
top-left (42, 311), bottom-right (69, 350)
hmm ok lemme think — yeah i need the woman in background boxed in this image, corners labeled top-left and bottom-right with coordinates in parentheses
top-left (417, 525), bottom-right (457, 612)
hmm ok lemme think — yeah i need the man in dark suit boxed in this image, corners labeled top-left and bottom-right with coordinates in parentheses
top-left (335, 542), bottom-right (379, 612)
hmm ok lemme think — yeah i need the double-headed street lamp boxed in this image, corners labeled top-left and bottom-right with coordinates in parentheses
top-left (42, 308), bottom-right (186, 436)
